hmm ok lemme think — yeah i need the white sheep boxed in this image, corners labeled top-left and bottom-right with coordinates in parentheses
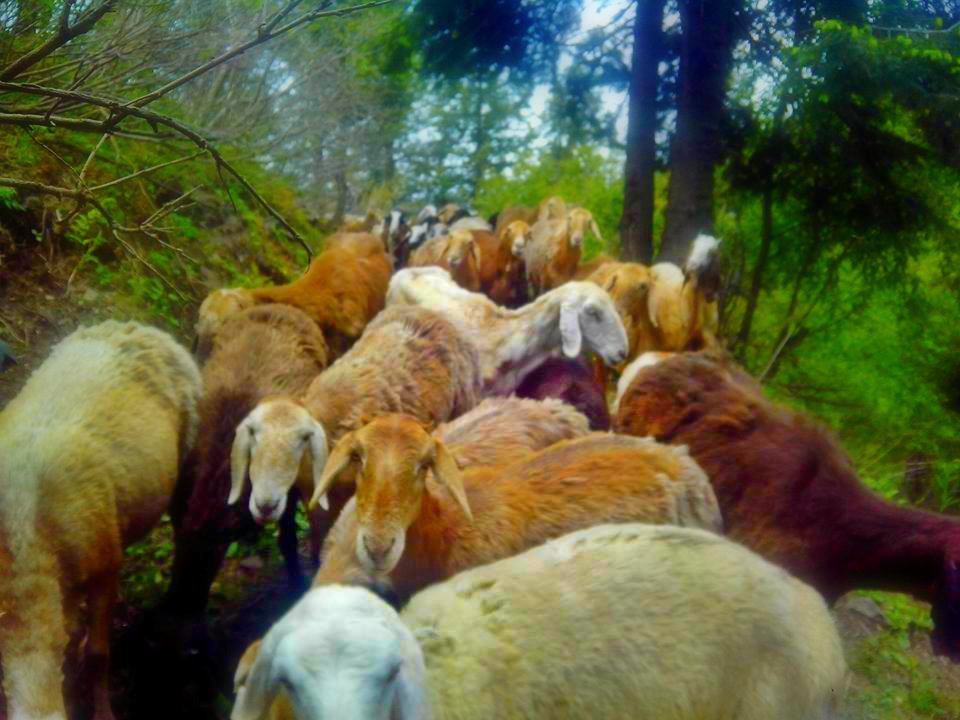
top-left (386, 266), bottom-right (628, 395)
top-left (232, 523), bottom-right (848, 720)
top-left (0, 320), bottom-right (202, 720)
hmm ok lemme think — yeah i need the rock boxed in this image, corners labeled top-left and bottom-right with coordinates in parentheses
top-left (239, 556), bottom-right (264, 572)
top-left (843, 595), bottom-right (888, 624)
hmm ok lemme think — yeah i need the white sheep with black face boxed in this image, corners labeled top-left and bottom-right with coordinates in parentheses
top-left (387, 266), bottom-right (628, 395)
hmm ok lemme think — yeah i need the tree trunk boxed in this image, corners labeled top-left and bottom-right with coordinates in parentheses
top-left (659, 0), bottom-right (740, 263)
top-left (619, 0), bottom-right (666, 263)
top-left (734, 182), bottom-right (773, 356)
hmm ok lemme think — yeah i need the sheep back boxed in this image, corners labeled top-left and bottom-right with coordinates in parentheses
top-left (434, 397), bottom-right (590, 468)
top-left (306, 305), bottom-right (483, 438)
top-left (404, 523), bottom-right (847, 720)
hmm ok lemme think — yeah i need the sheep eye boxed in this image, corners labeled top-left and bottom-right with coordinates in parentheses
top-left (588, 308), bottom-right (603, 321)
top-left (301, 432), bottom-right (312, 444)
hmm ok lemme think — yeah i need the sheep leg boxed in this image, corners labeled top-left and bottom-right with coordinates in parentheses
top-left (278, 497), bottom-right (304, 590)
top-left (86, 571), bottom-right (118, 720)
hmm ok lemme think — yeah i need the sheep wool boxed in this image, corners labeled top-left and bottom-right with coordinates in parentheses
top-left (0, 320), bottom-right (201, 720)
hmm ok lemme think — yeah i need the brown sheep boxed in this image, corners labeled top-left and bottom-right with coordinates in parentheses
top-left (312, 424), bottom-right (722, 602)
top-left (573, 253), bottom-right (617, 280)
top-left (326, 231), bottom-right (388, 259)
top-left (336, 210), bottom-right (382, 233)
top-left (408, 228), bottom-right (483, 292)
top-left (493, 205), bottom-right (538, 235)
top-left (164, 304), bottom-right (331, 618)
top-left (587, 261), bottom-right (655, 365)
top-left (474, 222), bottom-right (530, 307)
top-left (525, 207), bottom-right (603, 297)
top-left (194, 245), bottom-right (392, 362)
top-left (612, 350), bottom-right (960, 662)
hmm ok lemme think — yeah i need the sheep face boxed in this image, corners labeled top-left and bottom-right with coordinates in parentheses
top-left (232, 588), bottom-right (427, 720)
top-left (310, 415), bottom-right (471, 575)
top-left (567, 208), bottom-right (603, 248)
top-left (445, 230), bottom-right (480, 271)
top-left (557, 284), bottom-right (629, 366)
top-left (503, 221), bottom-right (532, 258)
top-left (229, 399), bottom-right (329, 524)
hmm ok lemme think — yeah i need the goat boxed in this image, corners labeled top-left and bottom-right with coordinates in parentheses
top-left (235, 524), bottom-right (846, 720)
top-left (613, 350), bottom-right (960, 661)
top-left (387, 266), bottom-right (627, 396)
top-left (312, 424), bottom-right (722, 602)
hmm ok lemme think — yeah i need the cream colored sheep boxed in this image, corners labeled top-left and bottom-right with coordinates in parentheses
top-left (227, 305), bottom-right (482, 541)
top-left (386, 266), bottom-right (627, 395)
top-left (233, 523), bottom-right (847, 720)
top-left (525, 207), bottom-right (603, 296)
top-left (0, 321), bottom-right (202, 720)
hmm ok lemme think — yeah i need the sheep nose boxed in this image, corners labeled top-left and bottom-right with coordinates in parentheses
top-left (363, 536), bottom-right (395, 566)
top-left (255, 499), bottom-right (279, 522)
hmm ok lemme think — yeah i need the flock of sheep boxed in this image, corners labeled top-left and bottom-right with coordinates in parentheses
top-left (1, 195), bottom-right (958, 720)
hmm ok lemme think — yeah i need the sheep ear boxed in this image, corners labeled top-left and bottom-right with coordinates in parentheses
top-left (229, 419), bottom-right (252, 505)
top-left (604, 274), bottom-right (617, 292)
top-left (231, 639), bottom-right (279, 720)
top-left (309, 431), bottom-right (354, 512)
top-left (590, 219), bottom-right (603, 242)
top-left (471, 239), bottom-right (482, 269)
top-left (429, 441), bottom-right (472, 521)
top-left (559, 302), bottom-right (583, 358)
top-left (309, 424), bottom-right (330, 511)
top-left (647, 288), bottom-right (660, 329)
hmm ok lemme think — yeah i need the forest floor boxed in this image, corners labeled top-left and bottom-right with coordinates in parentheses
top-left (1, 247), bottom-right (960, 719)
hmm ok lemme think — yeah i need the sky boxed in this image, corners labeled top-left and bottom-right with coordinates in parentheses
top-left (528, 0), bottom-right (632, 149)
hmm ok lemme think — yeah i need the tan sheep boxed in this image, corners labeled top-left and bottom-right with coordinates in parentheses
top-left (227, 305), bottom-right (483, 548)
top-left (312, 426), bottom-right (722, 602)
top-left (475, 222), bottom-right (529, 307)
top-left (0, 321), bottom-right (201, 720)
top-left (525, 207), bottom-right (603, 296)
top-left (408, 228), bottom-right (483, 292)
top-left (587, 261), bottom-right (655, 365)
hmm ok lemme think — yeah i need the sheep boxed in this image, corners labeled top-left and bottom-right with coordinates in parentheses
top-left (371, 210), bottom-right (411, 266)
top-left (326, 231), bottom-right (389, 258)
top-left (337, 209), bottom-right (382, 233)
top-left (194, 245), bottom-right (392, 362)
top-left (572, 252), bottom-right (616, 280)
top-left (493, 205), bottom-right (538, 235)
top-left (613, 350), bottom-right (960, 662)
top-left (432, 396), bottom-right (590, 469)
top-left (474, 223), bottom-right (529, 307)
top-left (525, 207), bottom-right (603, 296)
top-left (194, 287), bottom-right (256, 360)
top-left (587, 261), bottom-right (655, 365)
top-left (408, 228), bottom-right (483, 292)
top-left (536, 194), bottom-right (568, 221)
top-left (386, 266), bottom-right (628, 396)
top-left (646, 234), bottom-right (722, 352)
top-left (227, 305), bottom-right (482, 545)
top-left (163, 305), bottom-right (331, 621)
top-left (236, 521), bottom-right (846, 720)
top-left (448, 216), bottom-right (492, 232)
top-left (0, 320), bottom-right (201, 720)
top-left (436, 203), bottom-right (468, 225)
top-left (514, 356), bottom-right (610, 430)
top-left (311, 425), bottom-right (722, 602)
top-left (611, 351), bottom-right (673, 416)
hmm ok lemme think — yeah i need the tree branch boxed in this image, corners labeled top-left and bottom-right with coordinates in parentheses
top-left (0, 1), bottom-right (118, 81)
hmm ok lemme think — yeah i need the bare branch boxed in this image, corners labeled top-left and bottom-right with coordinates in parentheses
top-left (91, 150), bottom-right (205, 191)
top-left (127, 0), bottom-right (393, 109)
top-left (0, 177), bottom-right (81, 199)
top-left (0, 1), bottom-right (118, 81)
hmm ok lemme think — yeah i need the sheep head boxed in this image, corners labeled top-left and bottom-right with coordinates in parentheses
top-left (310, 415), bottom-right (472, 575)
top-left (553, 282), bottom-right (628, 366)
top-left (231, 587), bottom-right (428, 720)
top-left (537, 195), bottom-right (567, 222)
top-left (567, 208), bottom-right (603, 248)
top-left (229, 397), bottom-right (329, 525)
top-left (444, 229), bottom-right (481, 273)
top-left (437, 203), bottom-right (461, 224)
top-left (502, 220), bottom-right (533, 258)
top-left (194, 287), bottom-right (255, 360)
